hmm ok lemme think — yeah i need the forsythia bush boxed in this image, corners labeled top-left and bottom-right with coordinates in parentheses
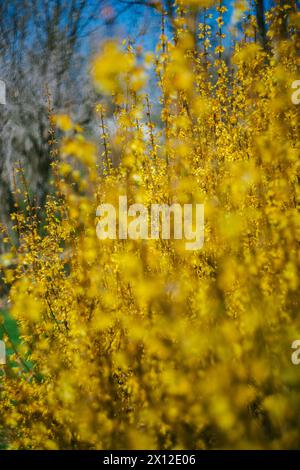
top-left (0, 1), bottom-right (300, 450)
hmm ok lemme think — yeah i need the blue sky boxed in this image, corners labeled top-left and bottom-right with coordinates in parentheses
top-left (88, 0), bottom-right (236, 53)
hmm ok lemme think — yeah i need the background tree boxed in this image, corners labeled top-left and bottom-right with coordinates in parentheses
top-left (255, 0), bottom-right (268, 49)
top-left (0, 0), bottom-right (104, 225)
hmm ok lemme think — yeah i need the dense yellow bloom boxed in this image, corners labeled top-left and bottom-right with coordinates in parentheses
top-left (0, 2), bottom-right (299, 451)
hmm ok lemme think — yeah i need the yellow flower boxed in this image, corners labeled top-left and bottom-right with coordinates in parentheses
top-left (61, 135), bottom-right (97, 167)
top-left (92, 41), bottom-right (135, 95)
top-left (53, 114), bottom-right (74, 132)
top-left (178, 0), bottom-right (217, 8)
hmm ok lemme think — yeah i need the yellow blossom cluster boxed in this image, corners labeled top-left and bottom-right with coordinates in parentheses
top-left (0, 2), bottom-right (299, 450)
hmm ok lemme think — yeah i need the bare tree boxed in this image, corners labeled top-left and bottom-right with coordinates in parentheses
top-left (0, 0), bottom-right (104, 222)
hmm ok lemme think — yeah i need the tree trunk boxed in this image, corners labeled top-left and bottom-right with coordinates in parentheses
top-left (255, 0), bottom-right (268, 50)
